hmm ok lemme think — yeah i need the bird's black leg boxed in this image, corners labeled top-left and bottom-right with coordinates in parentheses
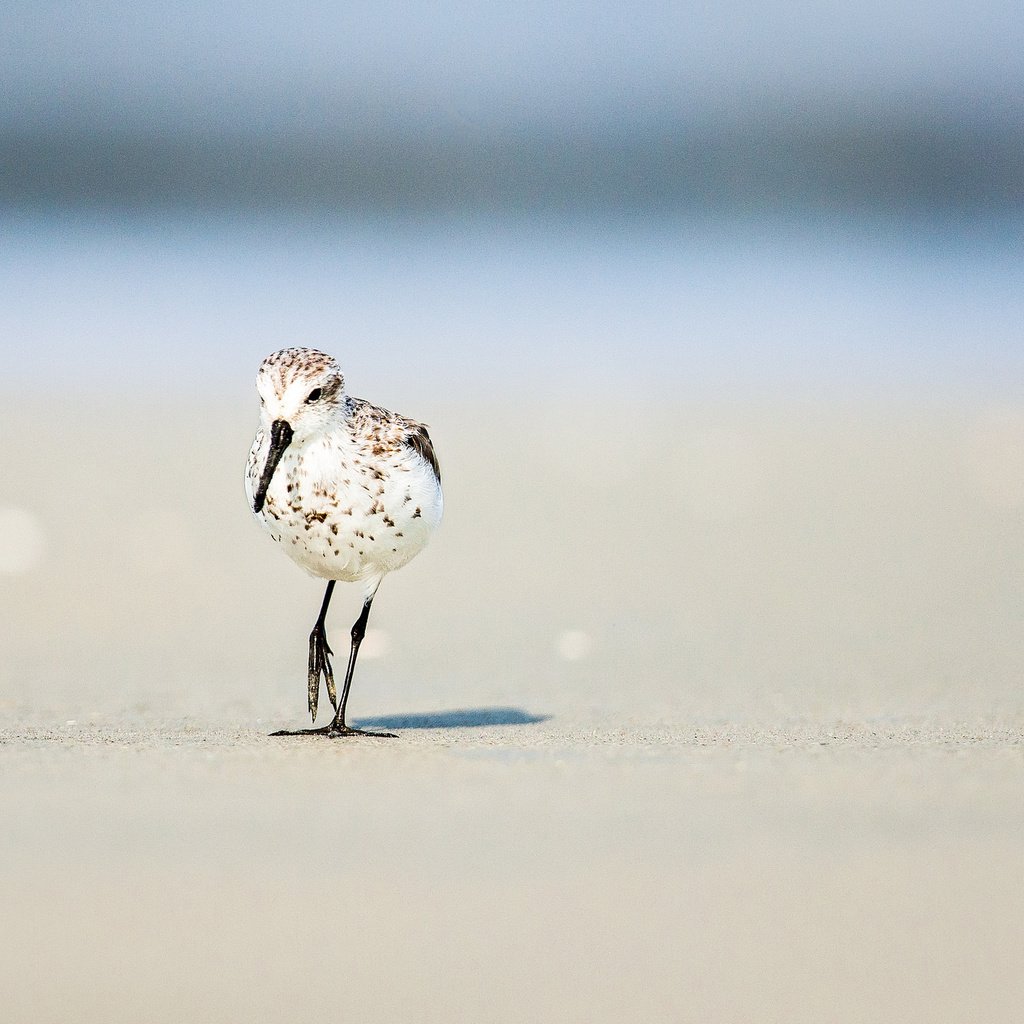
top-left (307, 581), bottom-right (337, 721)
top-left (325, 595), bottom-right (397, 737)
top-left (271, 587), bottom-right (396, 739)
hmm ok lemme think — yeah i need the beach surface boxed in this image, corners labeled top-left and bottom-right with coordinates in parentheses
top-left (2, 398), bottom-right (1023, 1022)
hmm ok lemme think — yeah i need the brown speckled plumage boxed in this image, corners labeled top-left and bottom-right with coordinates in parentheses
top-left (244, 347), bottom-right (444, 731)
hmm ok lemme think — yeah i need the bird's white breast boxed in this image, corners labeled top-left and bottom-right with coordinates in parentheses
top-left (246, 424), bottom-right (442, 584)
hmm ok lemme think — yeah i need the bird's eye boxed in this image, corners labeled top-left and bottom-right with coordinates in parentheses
top-left (306, 388), bottom-right (323, 404)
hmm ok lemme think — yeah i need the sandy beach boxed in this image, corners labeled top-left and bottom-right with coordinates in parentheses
top-left (2, 397), bottom-right (1023, 1022)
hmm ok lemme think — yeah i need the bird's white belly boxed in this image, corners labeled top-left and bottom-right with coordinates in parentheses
top-left (253, 441), bottom-right (442, 582)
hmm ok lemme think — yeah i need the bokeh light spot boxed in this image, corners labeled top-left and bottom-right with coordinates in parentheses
top-left (0, 507), bottom-right (45, 574)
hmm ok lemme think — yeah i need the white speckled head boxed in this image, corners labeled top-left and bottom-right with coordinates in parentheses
top-left (256, 347), bottom-right (348, 441)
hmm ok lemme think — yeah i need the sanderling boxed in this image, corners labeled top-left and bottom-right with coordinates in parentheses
top-left (245, 347), bottom-right (443, 737)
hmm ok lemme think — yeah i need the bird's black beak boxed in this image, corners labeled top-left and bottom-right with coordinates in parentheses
top-left (253, 419), bottom-right (294, 513)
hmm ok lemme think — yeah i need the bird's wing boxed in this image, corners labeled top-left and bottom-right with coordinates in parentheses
top-left (404, 423), bottom-right (441, 484)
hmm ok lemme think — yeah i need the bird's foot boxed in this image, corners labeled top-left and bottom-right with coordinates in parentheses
top-left (307, 621), bottom-right (337, 722)
top-left (270, 724), bottom-right (398, 739)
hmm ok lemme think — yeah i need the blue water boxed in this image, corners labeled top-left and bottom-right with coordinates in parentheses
top-left (2, 211), bottom-right (1021, 404)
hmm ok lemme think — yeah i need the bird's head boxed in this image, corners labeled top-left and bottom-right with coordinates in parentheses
top-left (256, 347), bottom-right (347, 437)
top-left (251, 347), bottom-right (347, 513)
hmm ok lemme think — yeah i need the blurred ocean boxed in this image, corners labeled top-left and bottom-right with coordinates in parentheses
top-left (3, 0), bottom-right (1021, 405)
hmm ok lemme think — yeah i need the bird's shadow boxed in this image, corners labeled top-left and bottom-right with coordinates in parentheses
top-left (353, 706), bottom-right (551, 730)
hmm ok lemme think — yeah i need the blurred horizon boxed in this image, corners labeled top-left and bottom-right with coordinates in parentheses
top-left (2, 1), bottom-right (1022, 215)
top-left (1, 2), bottom-right (1021, 404)
top-left (4, 101), bottom-right (1021, 215)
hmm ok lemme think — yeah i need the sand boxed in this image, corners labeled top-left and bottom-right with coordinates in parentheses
top-left (2, 398), bottom-right (1023, 1022)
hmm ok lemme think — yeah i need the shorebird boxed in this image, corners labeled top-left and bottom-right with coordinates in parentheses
top-left (245, 347), bottom-right (443, 737)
